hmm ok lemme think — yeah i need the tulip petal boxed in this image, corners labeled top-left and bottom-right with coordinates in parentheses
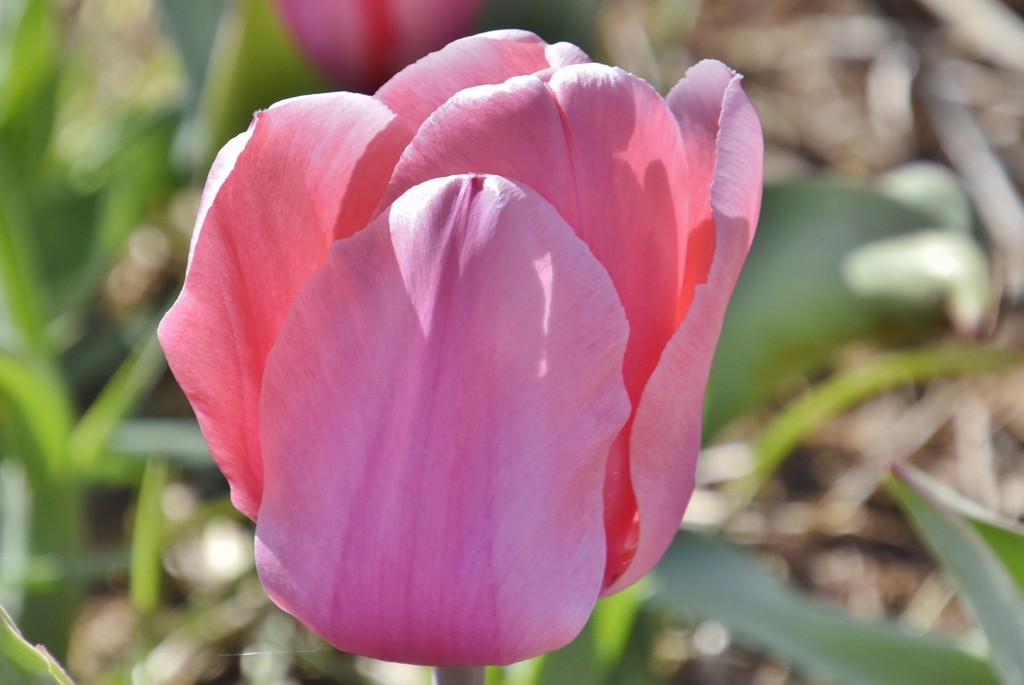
top-left (158, 93), bottom-right (411, 519)
top-left (376, 29), bottom-right (589, 132)
top-left (381, 64), bottom-right (704, 582)
top-left (255, 174), bottom-right (630, 666)
top-left (384, 64), bottom-right (690, 400)
top-left (273, 0), bottom-right (482, 90)
top-left (604, 64), bottom-right (764, 595)
top-left (272, 0), bottom-right (375, 87)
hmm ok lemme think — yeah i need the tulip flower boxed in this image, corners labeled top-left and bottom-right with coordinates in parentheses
top-left (159, 30), bottom-right (763, 666)
top-left (272, 0), bottom-right (483, 90)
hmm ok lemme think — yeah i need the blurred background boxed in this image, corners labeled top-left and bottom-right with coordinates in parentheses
top-left (1, 0), bottom-right (1024, 683)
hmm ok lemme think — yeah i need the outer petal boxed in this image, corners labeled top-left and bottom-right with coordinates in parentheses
top-left (157, 93), bottom-right (411, 519)
top-left (379, 64), bottom-right (701, 582)
top-left (255, 174), bottom-right (631, 666)
top-left (604, 63), bottom-right (764, 594)
top-left (376, 29), bottom-right (590, 133)
top-left (272, 0), bottom-right (483, 90)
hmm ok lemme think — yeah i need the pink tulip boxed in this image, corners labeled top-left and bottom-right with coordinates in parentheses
top-left (159, 30), bottom-right (763, 666)
top-left (272, 0), bottom-right (483, 90)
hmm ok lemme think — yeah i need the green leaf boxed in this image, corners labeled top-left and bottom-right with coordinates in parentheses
top-left (130, 460), bottom-right (168, 621)
top-left (0, 604), bottom-right (74, 685)
top-left (68, 330), bottom-right (166, 475)
top-left (973, 521), bottom-right (1024, 595)
top-left (0, 148), bottom-right (54, 357)
top-left (888, 466), bottom-right (1024, 593)
top-left (591, 582), bottom-right (647, 675)
top-left (706, 179), bottom-right (947, 436)
top-left (0, 0), bottom-right (59, 127)
top-left (843, 230), bottom-right (989, 332)
top-left (0, 349), bottom-right (74, 479)
top-left (48, 113), bottom-right (179, 315)
top-left (153, 0), bottom-right (228, 99)
top-left (650, 532), bottom-right (999, 685)
top-left (476, 0), bottom-right (602, 52)
top-left (877, 162), bottom-right (973, 233)
top-left (888, 464), bottom-right (1024, 685)
top-left (729, 345), bottom-right (1018, 504)
top-left (93, 114), bottom-right (178, 265)
top-left (109, 418), bottom-right (212, 468)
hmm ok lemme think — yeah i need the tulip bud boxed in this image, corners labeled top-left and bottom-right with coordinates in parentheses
top-left (273, 0), bottom-right (483, 90)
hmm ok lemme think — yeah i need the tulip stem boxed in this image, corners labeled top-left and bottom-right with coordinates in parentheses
top-left (433, 666), bottom-right (486, 685)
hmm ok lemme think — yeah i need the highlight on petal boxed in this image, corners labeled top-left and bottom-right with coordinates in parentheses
top-left (603, 67), bottom-right (764, 595)
top-left (158, 93), bottom-right (411, 519)
top-left (255, 174), bottom-right (631, 665)
top-left (376, 29), bottom-right (590, 133)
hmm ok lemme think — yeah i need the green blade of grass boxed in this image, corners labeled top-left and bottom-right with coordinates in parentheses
top-left (650, 532), bottom-right (999, 685)
top-left (892, 466), bottom-right (1024, 593)
top-left (0, 349), bottom-right (74, 479)
top-left (0, 0), bottom-right (59, 127)
top-left (131, 459), bottom-right (168, 625)
top-left (730, 345), bottom-right (1019, 504)
top-left (0, 153), bottom-right (52, 359)
top-left (68, 329), bottom-right (166, 475)
top-left (888, 464), bottom-right (1024, 685)
top-left (0, 604), bottom-right (74, 685)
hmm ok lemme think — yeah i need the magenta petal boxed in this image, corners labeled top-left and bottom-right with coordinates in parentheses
top-left (376, 30), bottom-right (589, 132)
top-left (603, 65), bottom-right (764, 595)
top-left (255, 175), bottom-right (631, 665)
top-left (273, 0), bottom-right (483, 90)
top-left (157, 93), bottom-right (410, 519)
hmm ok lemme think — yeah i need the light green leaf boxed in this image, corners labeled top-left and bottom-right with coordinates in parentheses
top-left (0, 604), bottom-right (74, 685)
top-left (888, 464), bottom-right (1024, 685)
top-left (843, 230), bottom-right (989, 332)
top-left (877, 162), bottom-right (973, 233)
top-left (0, 0), bottom-right (59, 126)
top-left (154, 0), bottom-right (228, 98)
top-left (650, 532), bottom-right (999, 685)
